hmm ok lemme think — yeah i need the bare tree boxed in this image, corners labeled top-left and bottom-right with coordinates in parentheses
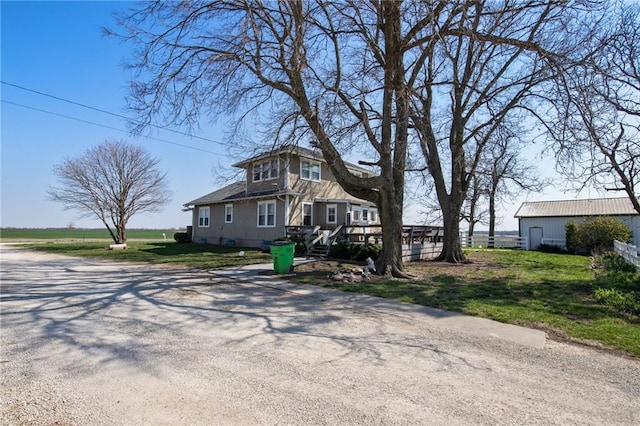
top-left (48, 140), bottom-right (171, 244)
top-left (463, 125), bottom-right (547, 246)
top-left (112, 0), bottom-right (600, 269)
top-left (552, 4), bottom-right (640, 213)
top-left (408, 1), bottom-right (600, 262)
top-left (462, 172), bottom-right (489, 238)
top-left (480, 128), bottom-right (548, 246)
top-left (111, 0), bottom-right (451, 277)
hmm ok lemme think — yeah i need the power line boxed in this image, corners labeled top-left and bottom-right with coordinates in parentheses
top-left (2, 100), bottom-right (221, 155)
top-left (0, 80), bottom-right (227, 147)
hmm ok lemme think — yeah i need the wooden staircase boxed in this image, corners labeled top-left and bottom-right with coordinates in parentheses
top-left (305, 225), bottom-right (343, 259)
top-left (285, 225), bottom-right (345, 259)
top-left (307, 243), bottom-right (331, 258)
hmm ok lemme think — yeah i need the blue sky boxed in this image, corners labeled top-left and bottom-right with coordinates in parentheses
top-left (0, 1), bottom-right (609, 231)
top-left (1, 1), bottom-right (230, 229)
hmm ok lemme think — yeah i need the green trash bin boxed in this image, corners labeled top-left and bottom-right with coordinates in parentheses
top-left (269, 242), bottom-right (296, 274)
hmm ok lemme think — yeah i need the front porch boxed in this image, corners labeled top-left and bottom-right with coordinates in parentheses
top-left (285, 224), bottom-right (444, 261)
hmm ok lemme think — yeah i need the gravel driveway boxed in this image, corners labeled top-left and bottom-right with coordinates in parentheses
top-left (1, 245), bottom-right (639, 425)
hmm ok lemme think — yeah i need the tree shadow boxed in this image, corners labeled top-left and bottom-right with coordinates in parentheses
top-left (0, 247), bottom-right (490, 378)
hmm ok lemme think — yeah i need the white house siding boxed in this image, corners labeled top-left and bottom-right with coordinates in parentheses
top-left (519, 216), bottom-right (640, 250)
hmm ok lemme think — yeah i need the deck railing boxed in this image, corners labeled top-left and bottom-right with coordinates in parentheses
top-left (285, 224), bottom-right (445, 260)
top-left (288, 225), bottom-right (445, 246)
top-left (335, 224), bottom-right (445, 246)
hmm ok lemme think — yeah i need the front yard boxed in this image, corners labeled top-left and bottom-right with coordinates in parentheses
top-left (21, 242), bottom-right (640, 357)
top-left (292, 250), bottom-right (640, 357)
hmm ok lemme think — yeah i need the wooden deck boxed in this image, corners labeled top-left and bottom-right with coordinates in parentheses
top-left (285, 224), bottom-right (444, 262)
top-left (286, 224), bottom-right (444, 246)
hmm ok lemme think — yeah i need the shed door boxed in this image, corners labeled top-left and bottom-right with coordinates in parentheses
top-left (529, 227), bottom-right (543, 250)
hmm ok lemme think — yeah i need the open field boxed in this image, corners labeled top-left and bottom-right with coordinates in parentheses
top-left (0, 228), bottom-right (179, 241)
top-left (12, 242), bottom-right (640, 357)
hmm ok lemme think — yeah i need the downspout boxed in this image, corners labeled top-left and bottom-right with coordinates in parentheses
top-left (285, 195), bottom-right (290, 227)
top-left (284, 153), bottom-right (290, 228)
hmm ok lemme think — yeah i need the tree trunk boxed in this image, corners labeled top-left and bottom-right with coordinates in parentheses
top-left (375, 187), bottom-right (408, 278)
top-left (488, 189), bottom-right (496, 248)
top-left (467, 200), bottom-right (475, 239)
top-left (466, 217), bottom-right (474, 250)
top-left (103, 222), bottom-right (119, 245)
top-left (295, 0), bottom-right (409, 278)
top-left (436, 198), bottom-right (467, 263)
top-left (117, 223), bottom-right (127, 244)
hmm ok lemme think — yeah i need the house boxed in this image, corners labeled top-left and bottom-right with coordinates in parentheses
top-left (514, 197), bottom-right (640, 250)
top-left (184, 146), bottom-right (379, 248)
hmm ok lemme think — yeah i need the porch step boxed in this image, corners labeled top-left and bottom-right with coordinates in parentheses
top-left (308, 244), bottom-right (330, 259)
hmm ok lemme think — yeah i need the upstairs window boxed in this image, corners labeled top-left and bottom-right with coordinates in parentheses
top-left (253, 159), bottom-right (279, 182)
top-left (300, 160), bottom-right (321, 181)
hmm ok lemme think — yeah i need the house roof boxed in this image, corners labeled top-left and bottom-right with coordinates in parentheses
top-left (185, 145), bottom-right (377, 208)
top-left (231, 145), bottom-right (373, 175)
top-left (184, 181), bottom-right (306, 207)
top-left (184, 181), bottom-right (372, 207)
top-left (184, 181), bottom-right (247, 206)
top-left (514, 197), bottom-right (639, 218)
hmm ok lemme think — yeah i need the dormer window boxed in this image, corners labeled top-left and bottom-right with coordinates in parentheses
top-left (253, 159), bottom-right (279, 182)
top-left (300, 160), bottom-right (320, 181)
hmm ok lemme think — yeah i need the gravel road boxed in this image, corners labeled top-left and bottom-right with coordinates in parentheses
top-left (1, 245), bottom-right (639, 425)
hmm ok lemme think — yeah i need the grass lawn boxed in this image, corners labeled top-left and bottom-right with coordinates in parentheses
top-left (293, 250), bottom-right (640, 357)
top-left (14, 242), bottom-right (640, 357)
top-left (20, 241), bottom-right (272, 270)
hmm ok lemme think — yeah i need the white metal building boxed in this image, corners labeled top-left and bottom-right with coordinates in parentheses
top-left (514, 197), bottom-right (640, 250)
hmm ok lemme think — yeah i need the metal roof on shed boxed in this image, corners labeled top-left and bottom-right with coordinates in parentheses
top-left (514, 197), bottom-right (639, 218)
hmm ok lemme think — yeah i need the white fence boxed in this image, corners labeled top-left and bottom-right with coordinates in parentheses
top-left (540, 238), bottom-right (566, 250)
top-left (462, 234), bottom-right (527, 250)
top-left (614, 240), bottom-right (640, 271)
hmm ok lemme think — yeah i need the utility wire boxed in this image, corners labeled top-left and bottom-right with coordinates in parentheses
top-left (2, 100), bottom-right (221, 155)
top-left (1, 80), bottom-right (227, 147)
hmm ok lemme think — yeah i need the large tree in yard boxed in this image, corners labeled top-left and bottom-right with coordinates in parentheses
top-left (408, 1), bottom-right (602, 262)
top-left (48, 140), bottom-right (171, 244)
top-left (112, 0), bottom-right (437, 277)
top-left (113, 0), bottom-right (602, 269)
